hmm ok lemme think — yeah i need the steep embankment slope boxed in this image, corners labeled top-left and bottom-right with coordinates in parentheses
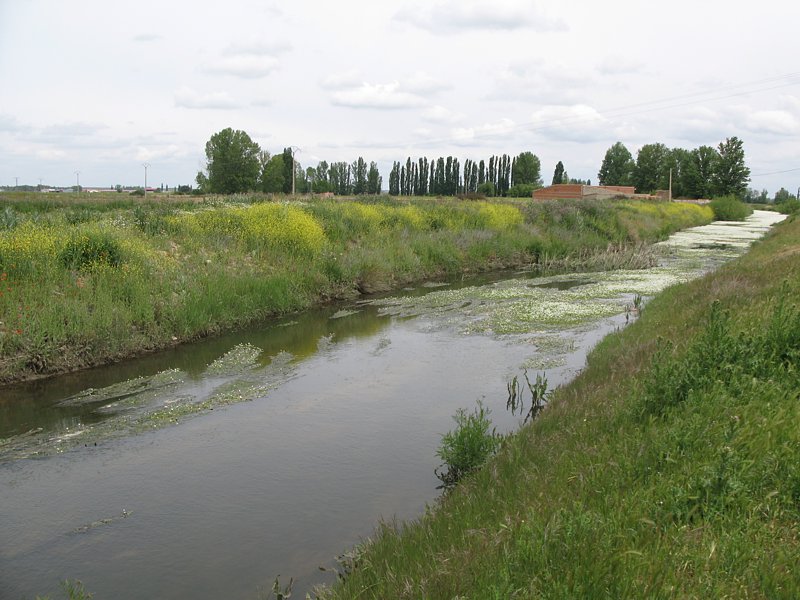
top-left (323, 215), bottom-right (800, 599)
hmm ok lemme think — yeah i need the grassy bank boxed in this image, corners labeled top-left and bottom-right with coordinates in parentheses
top-left (0, 194), bottom-right (711, 383)
top-left (319, 215), bottom-right (799, 599)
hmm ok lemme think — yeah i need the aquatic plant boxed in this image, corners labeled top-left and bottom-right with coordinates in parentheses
top-left (507, 370), bottom-right (549, 424)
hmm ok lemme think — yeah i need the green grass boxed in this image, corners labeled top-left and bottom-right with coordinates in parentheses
top-left (318, 215), bottom-right (800, 599)
top-left (0, 194), bottom-right (712, 383)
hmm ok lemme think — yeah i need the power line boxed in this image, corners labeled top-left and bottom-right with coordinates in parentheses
top-left (751, 167), bottom-right (800, 177)
top-left (360, 71), bottom-right (800, 151)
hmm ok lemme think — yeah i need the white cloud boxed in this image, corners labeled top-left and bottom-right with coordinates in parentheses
top-left (135, 144), bottom-right (187, 162)
top-left (174, 87), bottom-right (240, 110)
top-left (205, 55), bottom-right (280, 79)
top-left (320, 71), bottom-right (365, 91)
top-left (0, 114), bottom-right (24, 132)
top-left (331, 82), bottom-right (426, 110)
top-left (743, 110), bottom-right (800, 136)
top-left (222, 41), bottom-right (292, 57)
top-left (36, 148), bottom-right (67, 160)
top-left (527, 105), bottom-right (613, 142)
top-left (489, 63), bottom-right (594, 105)
top-left (421, 105), bottom-right (464, 124)
top-left (394, 0), bottom-right (567, 33)
top-left (39, 122), bottom-right (107, 138)
top-left (204, 41), bottom-right (290, 79)
top-left (596, 56), bottom-right (645, 76)
top-left (403, 72), bottom-right (452, 95)
top-left (451, 118), bottom-right (516, 145)
top-left (132, 33), bottom-right (161, 43)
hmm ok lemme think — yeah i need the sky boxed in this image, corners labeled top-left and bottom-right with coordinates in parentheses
top-left (1, 0), bottom-right (799, 195)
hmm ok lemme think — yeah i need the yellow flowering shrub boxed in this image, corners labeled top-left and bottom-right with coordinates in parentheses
top-left (0, 222), bottom-right (62, 275)
top-left (239, 203), bottom-right (326, 256)
top-left (475, 202), bottom-right (524, 231)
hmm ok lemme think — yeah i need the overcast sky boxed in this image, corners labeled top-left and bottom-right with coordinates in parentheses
top-left (2, 0), bottom-right (799, 194)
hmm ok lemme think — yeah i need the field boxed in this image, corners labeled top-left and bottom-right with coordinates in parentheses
top-left (0, 193), bottom-right (711, 384)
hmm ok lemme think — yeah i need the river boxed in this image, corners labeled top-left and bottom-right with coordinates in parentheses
top-left (0, 210), bottom-right (784, 599)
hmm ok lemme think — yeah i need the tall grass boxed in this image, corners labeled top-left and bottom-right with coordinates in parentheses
top-left (0, 195), bottom-right (711, 383)
top-left (317, 216), bottom-right (800, 600)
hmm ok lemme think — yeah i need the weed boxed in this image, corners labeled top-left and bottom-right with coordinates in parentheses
top-left (35, 579), bottom-right (92, 600)
top-left (507, 370), bottom-right (549, 424)
top-left (435, 401), bottom-right (501, 490)
top-left (59, 231), bottom-right (123, 270)
top-left (0, 206), bottom-right (19, 230)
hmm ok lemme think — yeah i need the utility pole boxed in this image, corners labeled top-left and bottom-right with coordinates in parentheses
top-left (14, 177), bottom-right (18, 190)
top-left (668, 168), bottom-right (673, 202)
top-left (143, 163), bottom-right (150, 197)
top-left (75, 171), bottom-right (80, 193)
top-left (290, 146), bottom-right (301, 195)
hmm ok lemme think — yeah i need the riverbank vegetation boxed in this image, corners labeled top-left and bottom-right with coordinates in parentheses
top-left (0, 194), bottom-right (711, 384)
top-left (319, 214), bottom-right (799, 599)
top-left (709, 194), bottom-right (753, 221)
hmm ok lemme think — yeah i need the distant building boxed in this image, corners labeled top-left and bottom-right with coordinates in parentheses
top-left (531, 184), bottom-right (678, 201)
top-left (532, 184), bottom-right (642, 201)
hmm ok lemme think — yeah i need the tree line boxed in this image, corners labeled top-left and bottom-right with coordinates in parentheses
top-left (196, 128), bottom-right (754, 200)
top-left (196, 128), bottom-right (382, 196)
top-left (387, 152), bottom-right (544, 197)
top-left (195, 128), bottom-right (550, 198)
top-left (597, 137), bottom-right (750, 198)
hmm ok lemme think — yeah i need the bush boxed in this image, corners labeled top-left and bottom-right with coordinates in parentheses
top-left (0, 206), bottom-right (19, 230)
top-left (709, 195), bottom-right (753, 221)
top-left (59, 231), bottom-right (123, 270)
top-left (507, 183), bottom-right (536, 198)
top-left (435, 401), bottom-right (501, 490)
top-left (477, 182), bottom-right (496, 197)
top-left (777, 198), bottom-right (800, 215)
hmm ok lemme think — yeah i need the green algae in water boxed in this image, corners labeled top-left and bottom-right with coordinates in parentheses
top-left (369, 212), bottom-right (784, 338)
top-left (205, 343), bottom-right (262, 376)
top-left (57, 369), bottom-right (184, 408)
top-left (0, 349), bottom-right (298, 462)
top-left (331, 309), bottom-right (361, 319)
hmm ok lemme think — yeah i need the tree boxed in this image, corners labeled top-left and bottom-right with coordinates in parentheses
top-left (351, 157), bottom-right (368, 195)
top-left (633, 143), bottom-right (670, 194)
top-left (598, 142), bottom-right (635, 187)
top-left (314, 161), bottom-right (331, 193)
top-left (774, 187), bottom-right (795, 203)
top-left (552, 161), bottom-right (565, 185)
top-left (713, 136), bottom-right (750, 197)
top-left (367, 162), bottom-right (382, 194)
top-left (260, 155), bottom-right (285, 193)
top-left (667, 148), bottom-right (692, 199)
top-left (198, 128), bottom-right (261, 193)
top-left (281, 148), bottom-right (294, 194)
top-left (389, 162), bottom-right (400, 195)
top-left (682, 145), bottom-right (718, 199)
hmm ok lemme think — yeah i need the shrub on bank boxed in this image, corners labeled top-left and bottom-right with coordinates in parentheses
top-left (710, 195), bottom-right (753, 221)
top-left (777, 198), bottom-right (800, 215)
